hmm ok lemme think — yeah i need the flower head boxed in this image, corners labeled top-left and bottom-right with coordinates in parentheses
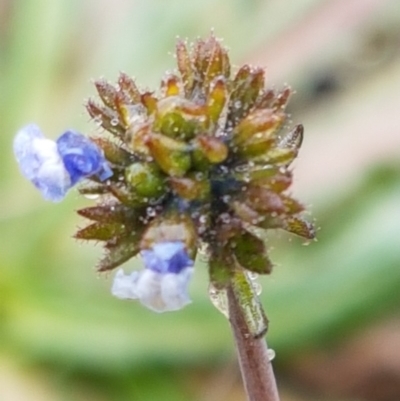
top-left (19, 35), bottom-right (315, 312)
top-left (14, 124), bottom-right (112, 201)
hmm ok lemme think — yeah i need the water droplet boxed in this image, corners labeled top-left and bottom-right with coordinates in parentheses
top-left (198, 243), bottom-right (208, 256)
top-left (110, 118), bottom-right (119, 126)
top-left (209, 284), bottom-right (229, 318)
top-left (220, 213), bottom-right (231, 224)
top-left (146, 207), bottom-right (156, 217)
top-left (252, 282), bottom-right (262, 296)
top-left (235, 165), bottom-right (248, 173)
top-left (83, 193), bottom-right (100, 200)
top-left (199, 214), bottom-right (207, 224)
top-left (148, 197), bottom-right (160, 206)
top-left (248, 272), bottom-right (258, 281)
top-left (195, 172), bottom-right (204, 181)
top-left (267, 348), bottom-right (276, 361)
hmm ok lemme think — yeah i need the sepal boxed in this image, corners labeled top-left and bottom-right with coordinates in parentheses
top-left (97, 233), bottom-right (141, 272)
top-left (231, 230), bottom-right (273, 275)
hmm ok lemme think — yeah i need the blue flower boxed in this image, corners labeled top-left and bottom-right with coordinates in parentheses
top-left (14, 124), bottom-right (112, 202)
top-left (111, 241), bottom-right (194, 312)
top-left (56, 130), bottom-right (112, 185)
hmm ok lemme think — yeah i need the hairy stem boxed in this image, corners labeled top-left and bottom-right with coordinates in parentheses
top-left (227, 283), bottom-right (280, 401)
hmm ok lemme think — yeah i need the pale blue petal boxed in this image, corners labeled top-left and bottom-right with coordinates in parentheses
top-left (141, 241), bottom-right (194, 274)
top-left (57, 130), bottom-right (112, 185)
top-left (111, 269), bottom-right (140, 299)
top-left (135, 268), bottom-right (193, 312)
top-left (111, 264), bottom-right (193, 312)
top-left (14, 124), bottom-right (71, 201)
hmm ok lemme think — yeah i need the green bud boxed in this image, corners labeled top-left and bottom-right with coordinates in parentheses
top-left (155, 96), bottom-right (206, 140)
top-left (147, 133), bottom-right (191, 177)
top-left (169, 174), bottom-right (211, 201)
top-left (232, 109), bottom-right (284, 150)
top-left (194, 135), bottom-right (228, 164)
top-left (125, 162), bottom-right (166, 198)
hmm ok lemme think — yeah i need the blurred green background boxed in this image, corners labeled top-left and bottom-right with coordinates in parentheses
top-left (1, 1), bottom-right (400, 400)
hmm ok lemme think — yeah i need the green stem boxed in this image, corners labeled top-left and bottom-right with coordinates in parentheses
top-left (226, 277), bottom-right (280, 401)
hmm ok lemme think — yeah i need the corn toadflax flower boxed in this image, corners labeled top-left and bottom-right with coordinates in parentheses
top-left (111, 241), bottom-right (194, 312)
top-left (13, 124), bottom-right (112, 201)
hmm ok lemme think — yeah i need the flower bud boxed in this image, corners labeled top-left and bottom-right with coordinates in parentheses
top-left (155, 96), bottom-right (206, 140)
top-left (125, 162), bottom-right (166, 198)
top-left (194, 135), bottom-right (228, 164)
top-left (169, 174), bottom-right (211, 201)
top-left (146, 133), bottom-right (191, 177)
top-left (232, 109), bottom-right (284, 157)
